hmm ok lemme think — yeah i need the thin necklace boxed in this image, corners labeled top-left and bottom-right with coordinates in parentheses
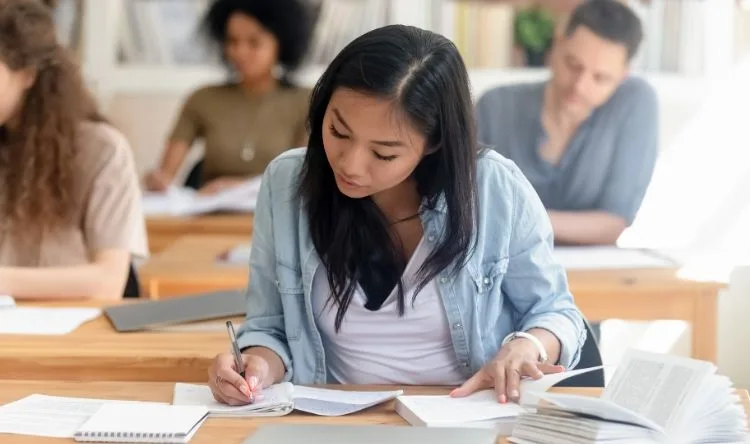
top-left (390, 211), bottom-right (421, 225)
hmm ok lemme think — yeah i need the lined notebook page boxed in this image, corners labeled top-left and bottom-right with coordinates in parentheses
top-left (74, 403), bottom-right (208, 443)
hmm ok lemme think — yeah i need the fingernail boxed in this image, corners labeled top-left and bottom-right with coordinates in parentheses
top-left (249, 376), bottom-right (258, 390)
top-left (499, 394), bottom-right (507, 403)
top-left (510, 390), bottom-right (519, 399)
top-left (255, 393), bottom-right (264, 401)
top-left (241, 385), bottom-right (252, 398)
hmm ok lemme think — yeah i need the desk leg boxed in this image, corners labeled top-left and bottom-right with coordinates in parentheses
top-left (692, 290), bottom-right (718, 363)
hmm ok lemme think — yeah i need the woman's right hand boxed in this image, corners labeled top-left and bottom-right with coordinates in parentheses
top-left (208, 352), bottom-right (272, 406)
top-left (143, 169), bottom-right (171, 192)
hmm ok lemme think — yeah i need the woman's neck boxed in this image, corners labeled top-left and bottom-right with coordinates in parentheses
top-left (240, 74), bottom-right (278, 96)
top-left (372, 179), bottom-right (422, 224)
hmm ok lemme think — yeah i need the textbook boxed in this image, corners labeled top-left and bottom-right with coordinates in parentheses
top-left (394, 366), bottom-right (604, 435)
top-left (172, 382), bottom-right (403, 417)
top-left (509, 349), bottom-right (749, 443)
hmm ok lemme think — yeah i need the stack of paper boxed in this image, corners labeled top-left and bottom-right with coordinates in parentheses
top-left (509, 350), bottom-right (749, 443)
top-left (0, 307), bottom-right (101, 335)
top-left (142, 177), bottom-right (261, 217)
top-left (172, 382), bottom-right (403, 417)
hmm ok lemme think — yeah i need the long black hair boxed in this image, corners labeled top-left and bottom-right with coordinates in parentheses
top-left (298, 25), bottom-right (478, 331)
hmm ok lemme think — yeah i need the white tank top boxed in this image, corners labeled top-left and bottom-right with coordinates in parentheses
top-left (311, 237), bottom-right (464, 385)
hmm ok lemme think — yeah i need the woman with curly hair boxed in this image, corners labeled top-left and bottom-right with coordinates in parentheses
top-left (144, 0), bottom-right (315, 195)
top-left (0, 0), bottom-right (147, 299)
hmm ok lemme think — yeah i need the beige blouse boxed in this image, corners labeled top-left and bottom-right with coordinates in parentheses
top-left (0, 122), bottom-right (148, 266)
top-left (168, 83), bottom-right (310, 183)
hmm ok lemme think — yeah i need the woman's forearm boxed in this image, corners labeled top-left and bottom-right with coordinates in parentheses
top-left (0, 250), bottom-right (130, 300)
top-left (159, 141), bottom-right (190, 178)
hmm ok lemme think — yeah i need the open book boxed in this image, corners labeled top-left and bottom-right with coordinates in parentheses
top-left (510, 349), bottom-right (749, 443)
top-left (394, 366), bottom-right (604, 436)
top-left (172, 382), bottom-right (403, 417)
top-left (142, 177), bottom-right (261, 217)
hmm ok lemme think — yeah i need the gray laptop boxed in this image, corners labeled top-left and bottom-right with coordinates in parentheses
top-left (243, 424), bottom-right (499, 444)
top-left (105, 290), bottom-right (246, 332)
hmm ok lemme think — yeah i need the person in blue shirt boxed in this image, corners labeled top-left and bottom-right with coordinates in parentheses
top-left (476, 0), bottom-right (658, 246)
top-left (208, 24), bottom-right (586, 406)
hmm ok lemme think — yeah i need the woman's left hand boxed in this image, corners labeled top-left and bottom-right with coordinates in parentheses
top-left (450, 338), bottom-right (564, 404)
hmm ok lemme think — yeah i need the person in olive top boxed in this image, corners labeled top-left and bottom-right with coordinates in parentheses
top-left (144, 0), bottom-right (314, 194)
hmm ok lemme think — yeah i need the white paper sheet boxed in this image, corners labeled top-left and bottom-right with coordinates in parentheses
top-left (0, 295), bottom-right (14, 309)
top-left (0, 394), bottom-right (165, 438)
top-left (552, 246), bottom-right (676, 270)
top-left (0, 307), bottom-right (101, 335)
top-left (291, 386), bottom-right (403, 416)
top-left (142, 177), bottom-right (261, 217)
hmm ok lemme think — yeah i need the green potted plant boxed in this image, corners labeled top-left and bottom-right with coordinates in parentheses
top-left (513, 6), bottom-right (556, 67)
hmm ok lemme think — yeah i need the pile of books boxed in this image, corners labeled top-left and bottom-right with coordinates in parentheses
top-left (509, 350), bottom-right (749, 444)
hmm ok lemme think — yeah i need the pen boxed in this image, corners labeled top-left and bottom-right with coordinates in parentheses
top-left (226, 320), bottom-right (246, 379)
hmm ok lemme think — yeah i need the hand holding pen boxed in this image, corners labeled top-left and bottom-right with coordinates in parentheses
top-left (207, 320), bottom-right (271, 406)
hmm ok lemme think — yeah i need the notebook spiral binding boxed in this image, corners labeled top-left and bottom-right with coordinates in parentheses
top-left (75, 430), bottom-right (185, 442)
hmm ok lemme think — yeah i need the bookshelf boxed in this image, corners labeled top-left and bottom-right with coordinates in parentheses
top-left (74, 0), bottom-right (521, 101)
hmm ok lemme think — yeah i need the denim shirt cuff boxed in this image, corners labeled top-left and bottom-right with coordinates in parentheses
top-left (521, 314), bottom-right (586, 369)
top-left (237, 332), bottom-right (294, 382)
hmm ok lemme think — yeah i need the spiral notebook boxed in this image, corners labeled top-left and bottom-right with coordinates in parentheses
top-left (73, 403), bottom-right (209, 443)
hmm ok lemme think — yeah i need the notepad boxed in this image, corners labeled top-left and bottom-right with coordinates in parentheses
top-left (74, 403), bottom-right (208, 443)
top-left (172, 382), bottom-right (403, 417)
top-left (142, 177), bottom-right (261, 217)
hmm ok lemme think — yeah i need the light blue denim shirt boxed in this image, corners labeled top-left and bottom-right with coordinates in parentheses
top-left (236, 147), bottom-right (586, 384)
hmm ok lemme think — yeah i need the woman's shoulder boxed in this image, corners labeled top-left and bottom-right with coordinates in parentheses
top-left (262, 147), bottom-right (308, 190)
top-left (476, 148), bottom-right (529, 190)
top-left (74, 121), bottom-right (136, 177)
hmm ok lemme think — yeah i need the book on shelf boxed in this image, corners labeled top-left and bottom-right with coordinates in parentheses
top-left (509, 349), bottom-right (749, 444)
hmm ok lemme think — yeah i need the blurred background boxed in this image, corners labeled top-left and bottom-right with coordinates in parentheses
top-left (52, 0), bottom-right (750, 384)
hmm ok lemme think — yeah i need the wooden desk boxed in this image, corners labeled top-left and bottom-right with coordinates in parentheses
top-left (0, 301), bottom-right (233, 382)
top-left (4, 381), bottom-right (746, 443)
top-left (146, 214), bottom-right (253, 254)
top-left (139, 235), bottom-right (724, 362)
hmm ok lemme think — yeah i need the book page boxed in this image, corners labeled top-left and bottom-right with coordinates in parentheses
top-left (0, 307), bottom-right (101, 335)
top-left (0, 394), bottom-right (164, 438)
top-left (602, 349), bottom-right (714, 432)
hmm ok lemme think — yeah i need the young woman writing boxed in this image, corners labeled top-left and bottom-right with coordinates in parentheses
top-left (0, 0), bottom-right (147, 300)
top-left (208, 25), bottom-right (586, 404)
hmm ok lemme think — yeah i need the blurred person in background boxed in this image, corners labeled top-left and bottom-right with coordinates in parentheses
top-left (144, 0), bottom-right (314, 195)
top-left (476, 0), bottom-right (658, 246)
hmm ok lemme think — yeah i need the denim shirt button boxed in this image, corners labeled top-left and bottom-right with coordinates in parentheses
top-left (452, 322), bottom-right (462, 330)
top-left (428, 233), bottom-right (436, 242)
top-left (483, 277), bottom-right (491, 285)
top-left (439, 276), bottom-right (447, 284)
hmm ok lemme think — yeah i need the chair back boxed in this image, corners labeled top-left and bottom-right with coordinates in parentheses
top-left (554, 317), bottom-right (605, 387)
